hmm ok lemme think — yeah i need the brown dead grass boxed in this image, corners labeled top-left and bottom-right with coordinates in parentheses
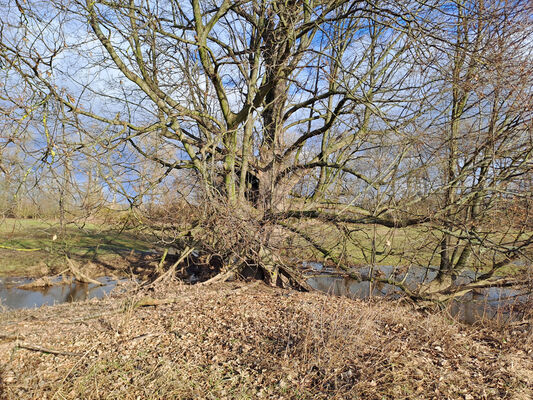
top-left (0, 281), bottom-right (531, 399)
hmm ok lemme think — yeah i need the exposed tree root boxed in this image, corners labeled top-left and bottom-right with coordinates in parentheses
top-left (196, 254), bottom-right (312, 292)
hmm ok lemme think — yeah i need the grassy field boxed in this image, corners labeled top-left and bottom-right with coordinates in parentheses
top-left (0, 218), bottom-right (152, 277)
top-left (1, 217), bottom-right (529, 278)
top-left (285, 221), bottom-right (441, 266)
top-left (284, 220), bottom-right (531, 276)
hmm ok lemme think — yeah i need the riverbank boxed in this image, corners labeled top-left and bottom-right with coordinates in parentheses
top-left (1, 281), bottom-right (531, 399)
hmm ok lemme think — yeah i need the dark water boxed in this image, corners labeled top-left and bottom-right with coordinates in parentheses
top-left (305, 264), bottom-right (530, 324)
top-left (0, 276), bottom-right (123, 310)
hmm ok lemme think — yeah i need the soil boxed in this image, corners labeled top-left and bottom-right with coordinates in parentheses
top-left (0, 280), bottom-right (531, 399)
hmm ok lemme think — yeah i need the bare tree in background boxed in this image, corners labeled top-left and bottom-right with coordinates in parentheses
top-left (411, 0), bottom-right (533, 298)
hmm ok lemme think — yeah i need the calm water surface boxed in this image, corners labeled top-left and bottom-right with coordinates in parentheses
top-left (1, 264), bottom-right (529, 324)
top-left (305, 264), bottom-right (530, 324)
top-left (0, 276), bottom-right (123, 310)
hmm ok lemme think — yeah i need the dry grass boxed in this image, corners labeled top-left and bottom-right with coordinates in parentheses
top-left (0, 281), bottom-right (531, 399)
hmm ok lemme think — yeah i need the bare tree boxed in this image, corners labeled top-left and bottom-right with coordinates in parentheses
top-left (1, 0), bottom-right (531, 298)
top-left (410, 0), bottom-right (533, 297)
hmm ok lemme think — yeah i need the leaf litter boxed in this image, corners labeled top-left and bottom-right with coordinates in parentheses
top-left (0, 280), bottom-right (531, 399)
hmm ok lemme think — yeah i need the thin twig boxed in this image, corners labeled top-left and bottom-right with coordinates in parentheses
top-left (0, 334), bottom-right (25, 342)
top-left (17, 343), bottom-right (83, 357)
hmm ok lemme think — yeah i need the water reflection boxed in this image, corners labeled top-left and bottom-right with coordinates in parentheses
top-left (306, 264), bottom-right (530, 324)
top-left (0, 276), bottom-right (123, 310)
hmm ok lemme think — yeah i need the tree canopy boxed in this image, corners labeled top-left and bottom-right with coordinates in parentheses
top-left (1, 0), bottom-right (532, 298)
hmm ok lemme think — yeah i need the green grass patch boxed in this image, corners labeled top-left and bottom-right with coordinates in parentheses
top-left (0, 218), bottom-right (153, 276)
top-left (285, 220), bottom-right (531, 274)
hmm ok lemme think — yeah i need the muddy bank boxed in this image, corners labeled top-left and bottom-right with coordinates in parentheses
top-left (0, 281), bottom-right (531, 399)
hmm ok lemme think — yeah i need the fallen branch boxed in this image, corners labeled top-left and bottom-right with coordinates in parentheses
top-left (0, 334), bottom-right (25, 342)
top-left (131, 297), bottom-right (179, 309)
top-left (197, 269), bottom-right (236, 286)
top-left (66, 257), bottom-right (104, 286)
top-left (17, 343), bottom-right (83, 357)
top-left (152, 246), bottom-right (194, 284)
top-left (18, 275), bottom-right (74, 290)
top-left (18, 277), bottom-right (54, 289)
top-left (156, 248), bottom-right (169, 275)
